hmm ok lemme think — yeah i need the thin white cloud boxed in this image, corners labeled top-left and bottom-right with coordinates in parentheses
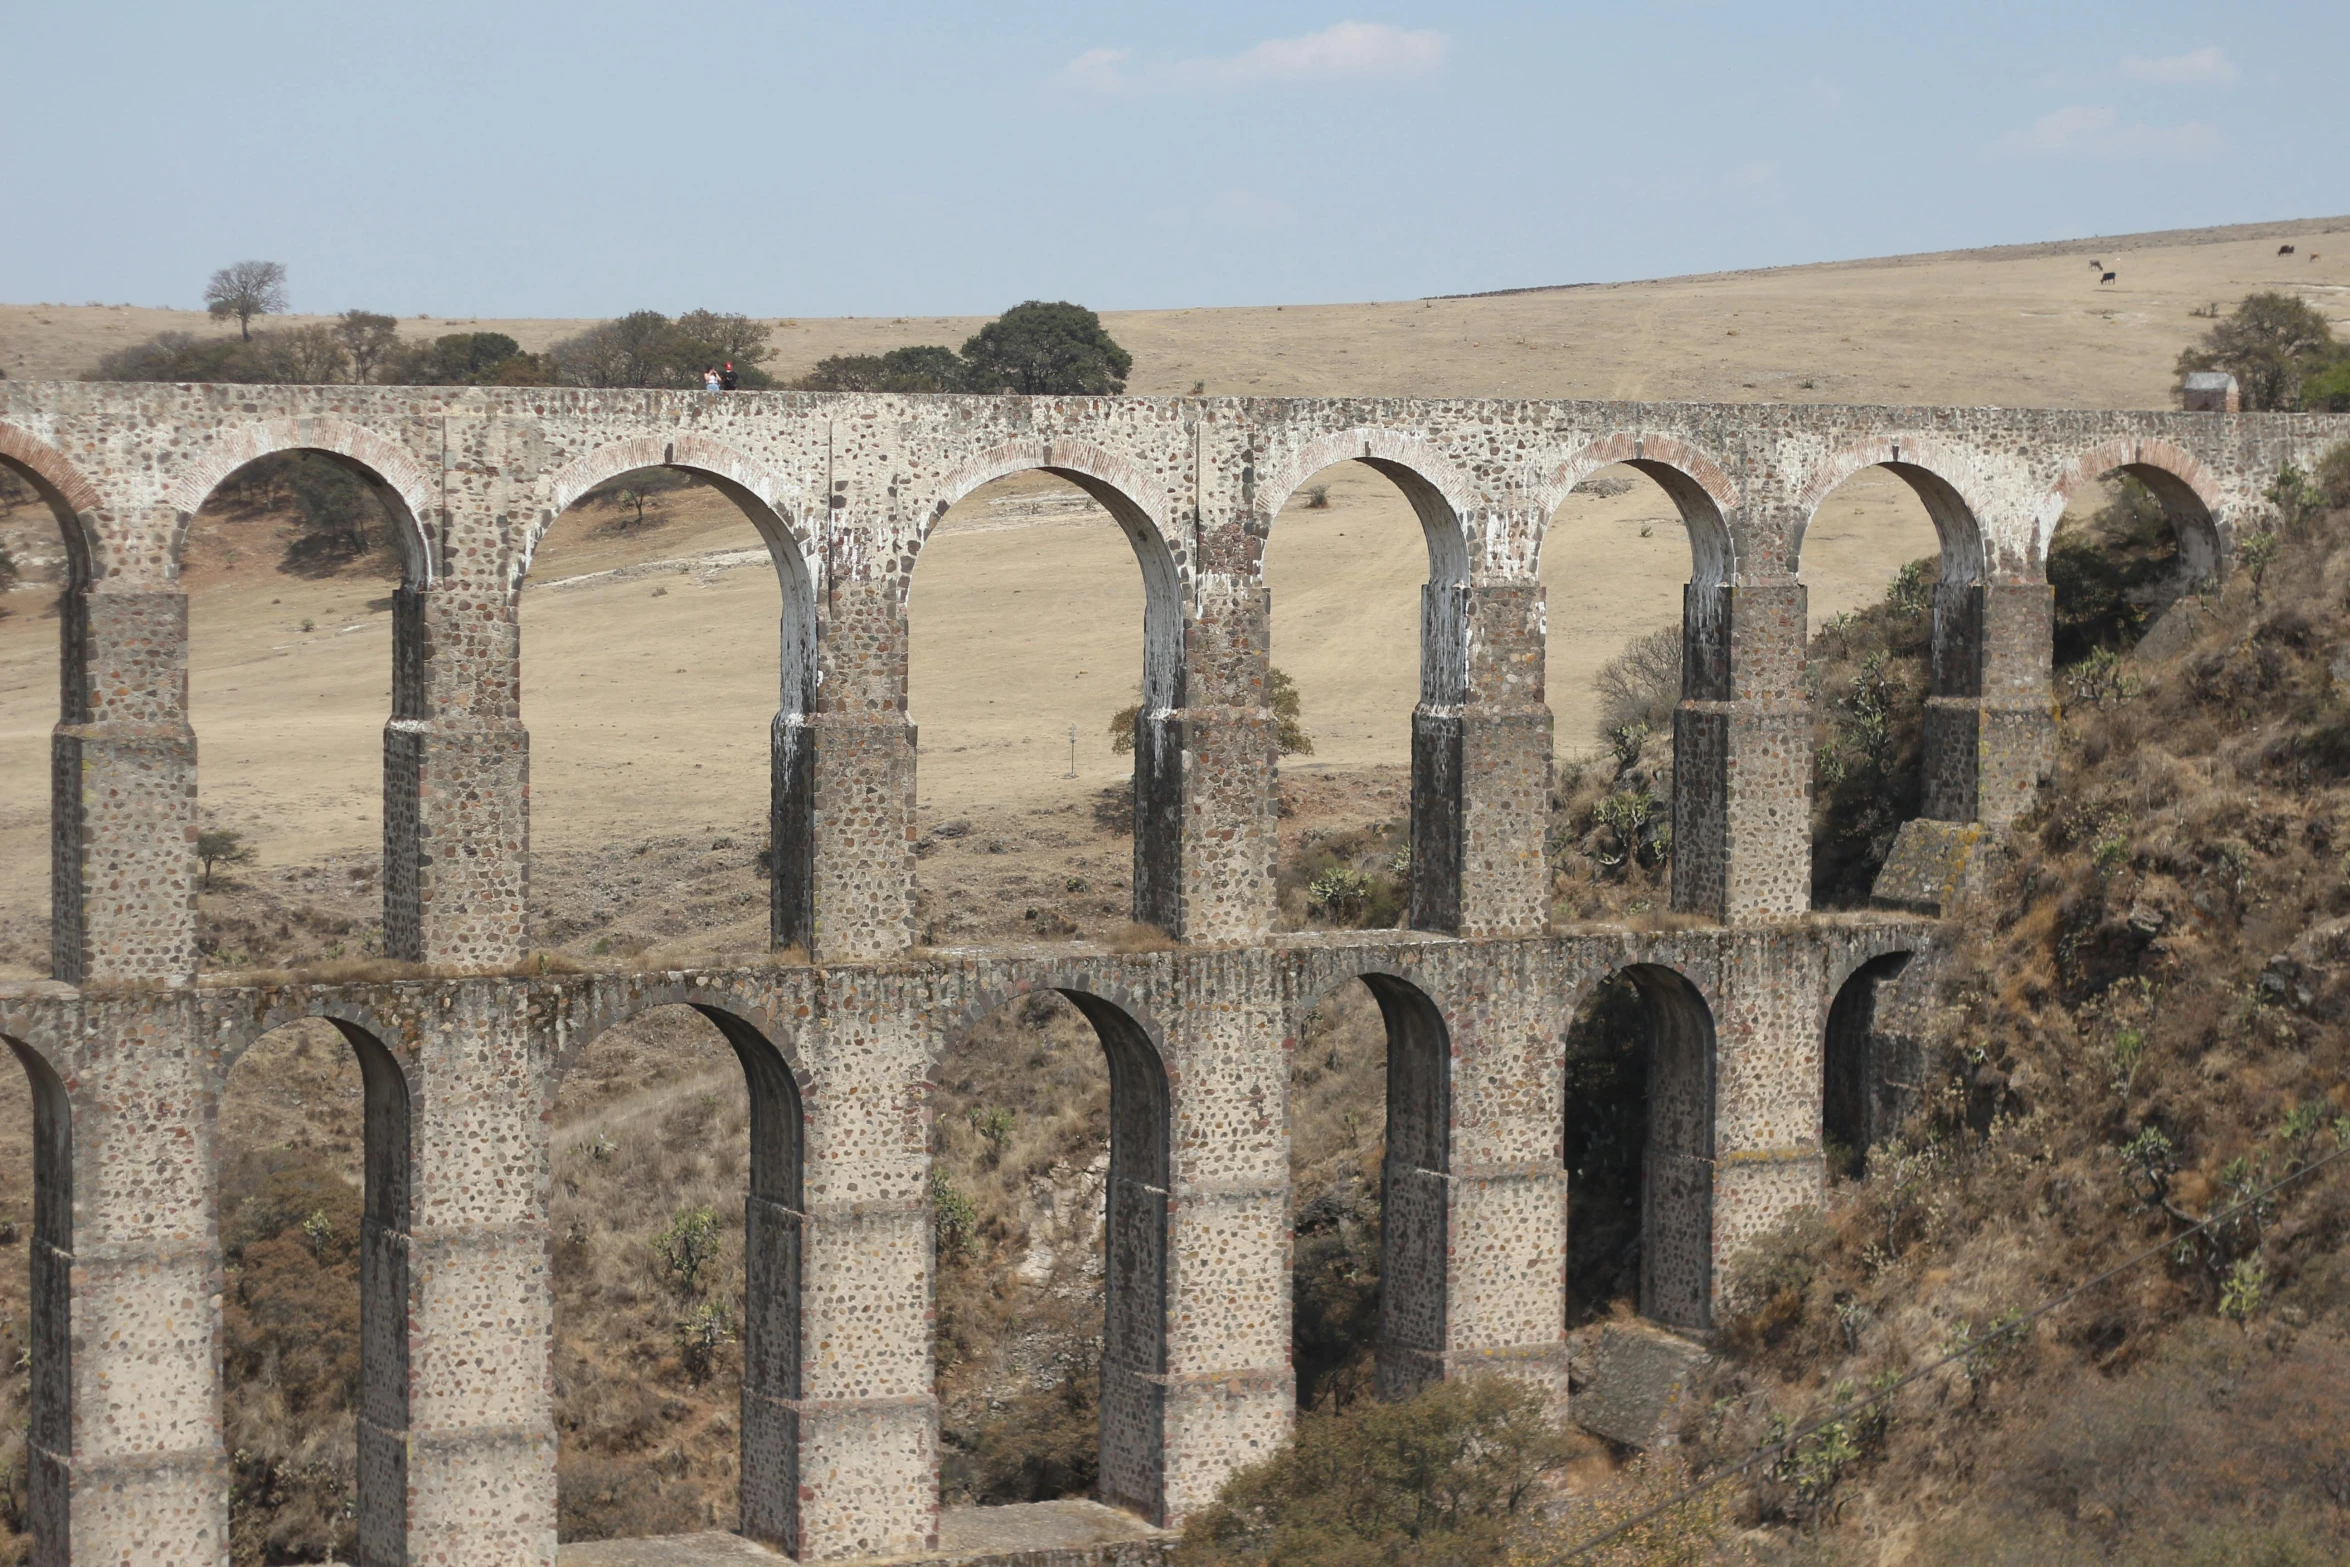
top-left (2120, 46), bottom-right (2236, 84)
top-left (1992, 104), bottom-right (2222, 161)
top-left (1061, 21), bottom-right (1447, 95)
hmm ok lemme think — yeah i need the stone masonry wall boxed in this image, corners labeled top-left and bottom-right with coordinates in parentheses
top-left (0, 380), bottom-right (2334, 1563)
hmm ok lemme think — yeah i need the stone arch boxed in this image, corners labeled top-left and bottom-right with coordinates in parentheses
top-left (531, 432), bottom-right (817, 593)
top-left (1257, 429), bottom-right (1477, 588)
top-left (164, 417), bottom-right (441, 587)
top-left (1561, 961), bottom-right (1718, 1333)
top-left (1823, 950), bottom-right (1914, 1172)
top-left (932, 974), bottom-right (1171, 1520)
top-left (206, 1009), bottom-right (415, 1560)
top-left (0, 421), bottom-right (100, 586)
top-left (921, 439), bottom-right (1187, 715)
top-left (1532, 433), bottom-right (1741, 590)
top-left (1291, 966), bottom-right (1453, 1399)
top-left (544, 986), bottom-right (809, 1550)
top-left (1793, 438), bottom-right (1995, 588)
top-left (2044, 437), bottom-right (2227, 582)
top-left (2, 1033), bottom-right (72, 1562)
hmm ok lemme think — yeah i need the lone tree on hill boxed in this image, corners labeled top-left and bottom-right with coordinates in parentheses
top-left (334, 310), bottom-right (401, 383)
top-left (204, 260), bottom-right (289, 340)
top-left (196, 828), bottom-right (256, 889)
top-left (959, 301), bottom-right (1133, 395)
top-left (2175, 292), bottom-right (2344, 411)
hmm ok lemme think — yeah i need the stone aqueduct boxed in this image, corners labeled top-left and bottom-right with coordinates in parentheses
top-left (0, 381), bottom-right (2344, 1565)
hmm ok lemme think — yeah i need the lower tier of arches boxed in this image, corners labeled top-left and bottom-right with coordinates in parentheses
top-left (0, 918), bottom-right (1927, 1564)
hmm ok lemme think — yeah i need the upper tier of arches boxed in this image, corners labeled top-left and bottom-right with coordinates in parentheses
top-left (5, 389), bottom-right (2334, 597)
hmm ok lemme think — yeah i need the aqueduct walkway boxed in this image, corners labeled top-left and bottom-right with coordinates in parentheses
top-left (0, 383), bottom-right (2343, 1565)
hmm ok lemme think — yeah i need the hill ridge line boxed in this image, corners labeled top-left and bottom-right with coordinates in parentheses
top-left (1433, 212), bottom-right (2350, 301)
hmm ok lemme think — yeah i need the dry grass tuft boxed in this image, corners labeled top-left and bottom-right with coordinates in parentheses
top-left (1101, 920), bottom-right (1176, 953)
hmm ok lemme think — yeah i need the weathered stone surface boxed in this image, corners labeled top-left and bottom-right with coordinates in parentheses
top-left (1570, 1320), bottom-right (1712, 1449)
top-left (0, 381), bottom-right (2330, 1563)
top-left (1870, 819), bottom-right (2005, 916)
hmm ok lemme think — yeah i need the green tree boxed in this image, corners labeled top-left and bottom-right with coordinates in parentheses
top-left (391, 331), bottom-right (538, 385)
top-left (960, 301), bottom-right (1133, 395)
top-left (1177, 1377), bottom-right (1570, 1567)
top-left (796, 344), bottom-right (967, 392)
top-left (673, 309), bottom-right (776, 386)
top-left (203, 260), bottom-right (289, 340)
top-left (334, 310), bottom-right (401, 383)
top-left (197, 828), bottom-right (256, 889)
top-left (549, 310), bottom-right (690, 388)
top-left (2174, 292), bottom-right (2340, 411)
top-left (253, 323), bottom-right (349, 384)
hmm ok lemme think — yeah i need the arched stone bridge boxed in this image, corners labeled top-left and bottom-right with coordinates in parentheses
top-left (0, 383), bottom-right (2342, 1565)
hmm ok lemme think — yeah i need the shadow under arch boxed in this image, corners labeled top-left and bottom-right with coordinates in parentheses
top-left (0, 423), bottom-right (99, 589)
top-left (1563, 963), bottom-right (1717, 1333)
top-left (1293, 969), bottom-right (1453, 1402)
top-left (165, 420), bottom-right (440, 589)
top-left (544, 994), bottom-right (810, 1552)
top-left (3, 1036), bottom-right (72, 1558)
top-left (2045, 438), bottom-right (2226, 586)
top-left (1824, 951), bottom-right (1915, 1176)
top-left (526, 438), bottom-right (824, 949)
top-left (933, 980), bottom-right (1172, 1522)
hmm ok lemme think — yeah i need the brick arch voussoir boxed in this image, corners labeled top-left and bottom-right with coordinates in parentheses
top-left (1558, 947), bottom-right (1725, 1038)
top-left (1259, 429), bottom-right (1480, 561)
top-left (1534, 432), bottom-right (1741, 524)
top-left (1818, 935), bottom-right (1928, 1036)
top-left (1796, 435), bottom-right (2000, 577)
top-left (165, 417), bottom-right (441, 583)
top-left (1532, 432), bottom-right (1741, 580)
top-left (2041, 436), bottom-right (2226, 563)
top-left (530, 434), bottom-right (812, 586)
top-left (1283, 953), bottom-right (1454, 1043)
top-left (549, 978), bottom-right (808, 1094)
top-left (920, 438), bottom-right (1180, 560)
top-left (0, 422), bottom-right (104, 579)
top-left (209, 993), bottom-right (419, 1085)
top-left (932, 966), bottom-right (1172, 1081)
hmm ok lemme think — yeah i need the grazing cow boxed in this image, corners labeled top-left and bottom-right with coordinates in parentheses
top-left (2101, 271), bottom-right (2117, 284)
top-left (2090, 259), bottom-right (2103, 269)
top-left (2281, 244), bottom-right (2297, 255)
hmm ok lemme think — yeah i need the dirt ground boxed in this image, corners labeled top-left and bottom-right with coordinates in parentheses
top-left (2, 216), bottom-right (2342, 971)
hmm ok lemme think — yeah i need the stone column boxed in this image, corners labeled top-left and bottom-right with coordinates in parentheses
top-left (1922, 579), bottom-right (2055, 826)
top-left (53, 565), bottom-right (197, 986)
top-left (1148, 954), bottom-right (1289, 1526)
top-left (787, 968), bottom-right (936, 1559)
top-left (1671, 580), bottom-right (1811, 924)
top-left (27, 997), bottom-right (226, 1565)
top-left (1411, 582), bottom-right (1552, 938)
top-left (1393, 952), bottom-right (1569, 1404)
top-left (397, 984), bottom-right (556, 1566)
top-left (384, 581), bottom-right (530, 968)
top-left (1707, 930), bottom-right (1826, 1320)
top-left (800, 576), bottom-right (916, 962)
top-left (1135, 575), bottom-right (1277, 944)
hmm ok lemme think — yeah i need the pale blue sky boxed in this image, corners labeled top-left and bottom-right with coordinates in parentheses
top-left (4, 2), bottom-right (2345, 318)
